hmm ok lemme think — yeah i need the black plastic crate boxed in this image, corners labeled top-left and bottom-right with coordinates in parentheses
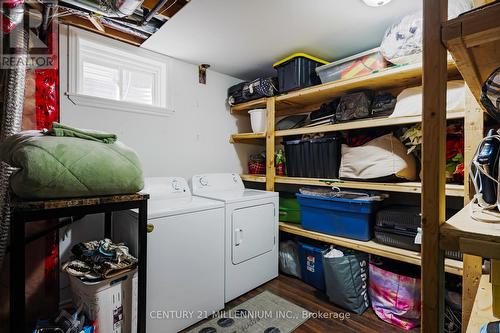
top-left (283, 139), bottom-right (302, 177)
top-left (273, 54), bottom-right (327, 94)
top-left (284, 136), bottom-right (341, 179)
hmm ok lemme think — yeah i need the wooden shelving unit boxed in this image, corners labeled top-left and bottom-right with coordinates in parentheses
top-left (279, 222), bottom-right (464, 276)
top-left (229, 98), bottom-right (267, 114)
top-left (422, 0), bottom-right (496, 331)
top-left (440, 202), bottom-right (500, 260)
top-left (441, 1), bottom-right (500, 100)
top-left (241, 174), bottom-right (266, 183)
top-left (274, 176), bottom-right (465, 197)
top-left (274, 60), bottom-right (459, 116)
top-left (229, 10), bottom-right (494, 328)
top-left (275, 111), bottom-right (464, 137)
top-left (230, 132), bottom-right (266, 144)
top-left (466, 275), bottom-right (498, 332)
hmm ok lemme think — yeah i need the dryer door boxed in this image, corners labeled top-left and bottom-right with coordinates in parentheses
top-left (232, 203), bottom-right (276, 264)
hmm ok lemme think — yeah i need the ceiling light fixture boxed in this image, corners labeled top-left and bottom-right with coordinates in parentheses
top-left (362, 0), bottom-right (392, 7)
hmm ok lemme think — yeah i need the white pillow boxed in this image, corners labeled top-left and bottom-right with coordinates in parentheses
top-left (340, 133), bottom-right (417, 181)
top-left (390, 80), bottom-right (465, 118)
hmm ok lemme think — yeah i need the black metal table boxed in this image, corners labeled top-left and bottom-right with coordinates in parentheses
top-left (9, 193), bottom-right (149, 333)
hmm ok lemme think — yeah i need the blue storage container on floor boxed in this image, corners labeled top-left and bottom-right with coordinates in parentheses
top-left (296, 193), bottom-right (380, 241)
top-left (298, 241), bottom-right (328, 291)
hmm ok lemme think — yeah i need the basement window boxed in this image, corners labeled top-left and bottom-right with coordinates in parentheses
top-left (66, 27), bottom-right (173, 117)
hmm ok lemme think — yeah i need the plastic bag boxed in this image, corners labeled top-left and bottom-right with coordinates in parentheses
top-left (279, 240), bottom-right (301, 278)
top-left (369, 262), bottom-right (421, 330)
top-left (323, 249), bottom-right (370, 314)
top-left (380, 0), bottom-right (473, 65)
top-left (335, 91), bottom-right (373, 122)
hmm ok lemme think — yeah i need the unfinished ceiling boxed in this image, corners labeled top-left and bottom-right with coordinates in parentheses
top-left (142, 0), bottom-right (423, 80)
top-left (54, 0), bottom-right (189, 45)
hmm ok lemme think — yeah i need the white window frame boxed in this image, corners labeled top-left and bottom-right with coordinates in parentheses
top-left (66, 27), bottom-right (174, 117)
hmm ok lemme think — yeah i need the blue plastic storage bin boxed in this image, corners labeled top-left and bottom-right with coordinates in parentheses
top-left (298, 241), bottom-right (328, 291)
top-left (296, 193), bottom-right (380, 241)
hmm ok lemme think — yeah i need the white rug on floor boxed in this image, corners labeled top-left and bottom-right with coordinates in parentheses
top-left (188, 291), bottom-right (310, 333)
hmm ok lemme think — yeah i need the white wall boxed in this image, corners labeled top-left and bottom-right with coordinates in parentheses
top-left (60, 25), bottom-right (257, 180)
top-left (58, 26), bottom-right (259, 304)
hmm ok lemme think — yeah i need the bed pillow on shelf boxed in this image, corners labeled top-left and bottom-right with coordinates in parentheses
top-left (340, 133), bottom-right (417, 182)
top-left (390, 80), bottom-right (465, 118)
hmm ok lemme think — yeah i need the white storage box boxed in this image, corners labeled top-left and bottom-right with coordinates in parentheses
top-left (69, 269), bottom-right (137, 333)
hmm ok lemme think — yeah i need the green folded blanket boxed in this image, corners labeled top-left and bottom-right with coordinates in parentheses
top-left (0, 130), bottom-right (144, 200)
top-left (47, 122), bottom-right (117, 144)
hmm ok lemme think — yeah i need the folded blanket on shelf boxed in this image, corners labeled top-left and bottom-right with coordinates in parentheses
top-left (46, 122), bottom-right (117, 144)
top-left (0, 130), bottom-right (144, 199)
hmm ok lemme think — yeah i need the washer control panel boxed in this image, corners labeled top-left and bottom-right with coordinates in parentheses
top-left (191, 173), bottom-right (244, 194)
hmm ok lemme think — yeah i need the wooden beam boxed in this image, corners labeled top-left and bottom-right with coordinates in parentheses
top-left (466, 275), bottom-right (499, 332)
top-left (59, 16), bottom-right (144, 46)
top-left (141, 0), bottom-right (188, 19)
top-left (88, 15), bottom-right (106, 32)
top-left (265, 97), bottom-right (276, 191)
top-left (459, 1), bottom-right (487, 326)
top-left (421, 0), bottom-right (448, 331)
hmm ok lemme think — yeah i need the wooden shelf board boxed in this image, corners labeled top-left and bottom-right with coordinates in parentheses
top-left (274, 60), bottom-right (458, 115)
top-left (230, 98), bottom-right (267, 114)
top-left (442, 2), bottom-right (500, 99)
top-left (240, 174), bottom-right (266, 183)
top-left (441, 202), bottom-right (500, 259)
top-left (230, 132), bottom-right (266, 144)
top-left (275, 112), bottom-right (465, 137)
top-left (274, 176), bottom-right (464, 197)
top-left (466, 275), bottom-right (499, 332)
top-left (279, 222), bottom-right (463, 276)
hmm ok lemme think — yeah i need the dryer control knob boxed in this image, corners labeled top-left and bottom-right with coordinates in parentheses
top-left (172, 180), bottom-right (182, 191)
top-left (199, 177), bottom-right (208, 186)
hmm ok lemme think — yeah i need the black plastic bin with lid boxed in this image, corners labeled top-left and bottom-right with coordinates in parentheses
top-left (273, 53), bottom-right (329, 94)
top-left (284, 136), bottom-right (341, 179)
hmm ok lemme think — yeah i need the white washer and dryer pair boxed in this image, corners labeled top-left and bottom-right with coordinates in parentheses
top-left (112, 177), bottom-right (225, 333)
top-left (191, 173), bottom-right (279, 302)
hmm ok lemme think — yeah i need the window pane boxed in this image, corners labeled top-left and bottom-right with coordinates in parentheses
top-left (122, 70), bottom-right (155, 105)
top-left (81, 61), bottom-right (120, 100)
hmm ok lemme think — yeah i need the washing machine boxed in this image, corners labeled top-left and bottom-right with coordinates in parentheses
top-left (112, 177), bottom-right (225, 333)
top-left (191, 173), bottom-right (279, 302)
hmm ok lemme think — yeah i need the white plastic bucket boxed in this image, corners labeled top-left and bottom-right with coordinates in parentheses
top-left (248, 108), bottom-right (266, 133)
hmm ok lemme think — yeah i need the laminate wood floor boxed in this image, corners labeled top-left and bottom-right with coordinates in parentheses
top-left (221, 274), bottom-right (419, 333)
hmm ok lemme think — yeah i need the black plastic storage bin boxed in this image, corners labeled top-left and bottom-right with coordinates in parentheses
top-left (312, 137), bottom-right (341, 179)
top-left (283, 139), bottom-right (302, 177)
top-left (284, 136), bottom-right (341, 179)
top-left (273, 53), bottom-right (328, 94)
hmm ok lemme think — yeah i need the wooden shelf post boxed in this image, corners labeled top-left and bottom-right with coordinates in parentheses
top-left (266, 97), bottom-right (276, 191)
top-left (422, 0), bottom-right (449, 331)
top-left (461, 86), bottom-right (485, 331)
